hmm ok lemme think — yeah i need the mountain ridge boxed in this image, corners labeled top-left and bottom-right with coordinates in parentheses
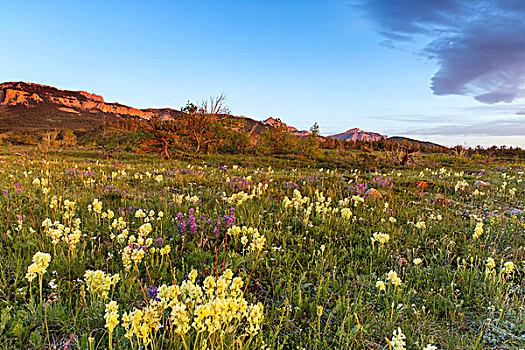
top-left (0, 81), bottom-right (404, 145)
top-left (328, 128), bottom-right (387, 142)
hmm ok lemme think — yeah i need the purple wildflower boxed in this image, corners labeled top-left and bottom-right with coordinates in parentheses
top-left (147, 285), bottom-right (160, 301)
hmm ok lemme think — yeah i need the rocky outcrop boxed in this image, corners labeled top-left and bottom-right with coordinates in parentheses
top-left (0, 82), bottom-right (154, 119)
top-left (47, 95), bottom-right (156, 119)
top-left (329, 128), bottom-right (386, 142)
top-left (0, 82), bottom-right (50, 106)
top-left (0, 88), bottom-right (43, 106)
top-left (262, 117), bottom-right (311, 137)
top-left (79, 91), bottom-right (104, 102)
top-left (263, 117), bottom-right (298, 132)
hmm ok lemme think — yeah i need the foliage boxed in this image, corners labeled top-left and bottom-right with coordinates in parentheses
top-left (297, 123), bottom-right (322, 159)
top-left (140, 116), bottom-right (189, 159)
top-left (257, 124), bottom-right (299, 155)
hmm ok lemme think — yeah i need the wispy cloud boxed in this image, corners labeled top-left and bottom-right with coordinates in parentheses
top-left (355, 0), bottom-right (525, 104)
top-left (407, 116), bottom-right (525, 136)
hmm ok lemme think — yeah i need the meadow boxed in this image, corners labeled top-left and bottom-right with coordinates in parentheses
top-left (0, 148), bottom-right (524, 349)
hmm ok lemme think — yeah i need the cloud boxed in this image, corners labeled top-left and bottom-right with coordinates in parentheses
top-left (407, 117), bottom-right (525, 136)
top-left (356, 0), bottom-right (525, 103)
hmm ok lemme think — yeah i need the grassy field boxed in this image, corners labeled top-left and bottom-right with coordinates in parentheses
top-left (0, 147), bottom-right (524, 349)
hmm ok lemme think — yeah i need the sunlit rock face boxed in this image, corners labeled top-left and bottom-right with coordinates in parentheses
top-left (262, 117), bottom-right (311, 138)
top-left (0, 81), bottom-right (188, 131)
top-left (0, 85), bottom-right (44, 106)
top-left (78, 91), bottom-right (104, 102)
top-left (329, 128), bottom-right (387, 142)
top-left (0, 82), bottom-right (156, 119)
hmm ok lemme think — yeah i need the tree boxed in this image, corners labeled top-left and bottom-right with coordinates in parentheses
top-left (258, 124), bottom-right (298, 155)
top-left (298, 122), bottom-right (322, 159)
top-left (60, 129), bottom-right (77, 146)
top-left (140, 117), bottom-right (188, 159)
top-left (181, 94), bottom-right (231, 153)
top-left (452, 145), bottom-right (466, 158)
top-left (140, 94), bottom-right (256, 157)
top-left (389, 142), bottom-right (419, 165)
top-left (310, 122), bottom-right (320, 136)
top-left (42, 129), bottom-right (60, 147)
top-left (215, 117), bottom-right (251, 154)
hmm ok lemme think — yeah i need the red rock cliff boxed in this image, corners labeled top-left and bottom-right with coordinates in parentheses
top-left (0, 82), bottom-right (155, 119)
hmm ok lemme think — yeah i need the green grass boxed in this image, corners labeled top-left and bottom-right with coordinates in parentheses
top-left (0, 147), bottom-right (524, 349)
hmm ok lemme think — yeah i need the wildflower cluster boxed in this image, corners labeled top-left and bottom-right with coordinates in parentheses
top-left (121, 269), bottom-right (264, 348)
top-left (283, 189), bottom-right (310, 210)
top-left (387, 270), bottom-right (402, 287)
top-left (105, 300), bottom-right (119, 333)
top-left (389, 327), bottom-right (406, 350)
top-left (228, 225), bottom-right (266, 252)
top-left (371, 232), bottom-right (390, 246)
top-left (454, 180), bottom-right (469, 192)
top-left (174, 194), bottom-right (200, 205)
top-left (473, 219), bottom-right (483, 239)
top-left (88, 198), bottom-right (103, 214)
top-left (26, 252), bottom-right (51, 283)
top-left (84, 270), bottom-right (120, 300)
top-left (223, 191), bottom-right (255, 206)
top-left (42, 217), bottom-right (83, 252)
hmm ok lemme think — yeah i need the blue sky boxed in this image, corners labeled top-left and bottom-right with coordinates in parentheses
top-left (2, 0), bottom-right (525, 147)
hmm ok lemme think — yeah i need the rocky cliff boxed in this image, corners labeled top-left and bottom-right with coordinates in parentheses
top-left (328, 128), bottom-right (387, 141)
top-left (0, 82), bottom-right (187, 131)
top-left (0, 82), bottom-right (158, 119)
top-left (0, 85), bottom-right (44, 106)
top-left (262, 117), bottom-right (310, 138)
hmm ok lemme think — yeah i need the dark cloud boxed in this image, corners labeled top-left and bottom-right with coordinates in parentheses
top-left (356, 0), bottom-right (525, 103)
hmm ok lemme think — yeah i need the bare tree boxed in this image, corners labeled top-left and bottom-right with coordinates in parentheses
top-left (42, 129), bottom-right (60, 146)
top-left (388, 142), bottom-right (419, 165)
top-left (141, 94), bottom-right (233, 157)
top-left (452, 145), bottom-right (466, 157)
top-left (198, 94), bottom-right (231, 115)
top-left (183, 94), bottom-right (230, 153)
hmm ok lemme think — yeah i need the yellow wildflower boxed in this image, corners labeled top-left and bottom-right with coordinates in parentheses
top-left (376, 280), bottom-right (386, 292)
top-left (26, 252), bottom-right (51, 282)
top-left (105, 300), bottom-right (119, 333)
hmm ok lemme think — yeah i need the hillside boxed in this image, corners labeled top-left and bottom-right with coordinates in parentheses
top-left (387, 136), bottom-right (448, 151)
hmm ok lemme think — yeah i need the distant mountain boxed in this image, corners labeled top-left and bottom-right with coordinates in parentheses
top-left (387, 136), bottom-right (448, 151)
top-left (328, 128), bottom-right (387, 142)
